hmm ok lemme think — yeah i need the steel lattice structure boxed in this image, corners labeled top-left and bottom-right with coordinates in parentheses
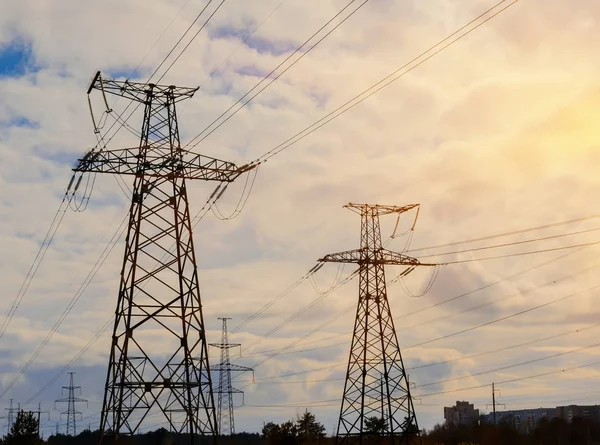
top-left (319, 203), bottom-right (436, 445)
top-left (75, 72), bottom-right (253, 443)
top-left (55, 372), bottom-right (87, 436)
top-left (209, 318), bottom-right (253, 437)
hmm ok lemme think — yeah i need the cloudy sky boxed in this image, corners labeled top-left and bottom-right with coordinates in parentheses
top-left (1, 0), bottom-right (600, 438)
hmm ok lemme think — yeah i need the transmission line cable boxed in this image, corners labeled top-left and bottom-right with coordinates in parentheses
top-left (243, 318), bottom-right (600, 390)
top-left (437, 240), bottom-right (600, 265)
top-left (22, 185), bottom-right (229, 402)
top-left (397, 263), bottom-right (600, 333)
top-left (198, 0), bottom-right (291, 88)
top-left (185, 0), bottom-right (370, 149)
top-left (243, 314), bottom-right (600, 385)
top-left (417, 226), bottom-right (600, 258)
top-left (91, 0), bottom-right (227, 151)
top-left (240, 247), bottom-right (586, 361)
top-left (156, 0), bottom-right (228, 83)
top-left (0, 181), bottom-right (76, 342)
top-left (253, 0), bottom-right (520, 164)
top-left (405, 282), bottom-right (600, 350)
top-left (127, 0), bottom-right (196, 81)
top-left (415, 358), bottom-right (600, 399)
top-left (408, 212), bottom-right (600, 253)
top-left (244, 269), bottom-right (359, 350)
top-left (416, 340), bottom-right (600, 390)
top-left (0, 214), bottom-right (128, 401)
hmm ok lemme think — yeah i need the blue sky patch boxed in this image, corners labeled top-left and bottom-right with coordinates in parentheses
top-left (32, 146), bottom-right (77, 167)
top-left (244, 36), bottom-right (299, 57)
top-left (209, 25), bottom-right (298, 57)
top-left (0, 116), bottom-right (40, 129)
top-left (236, 65), bottom-right (270, 78)
top-left (0, 38), bottom-right (37, 78)
top-left (208, 25), bottom-right (250, 42)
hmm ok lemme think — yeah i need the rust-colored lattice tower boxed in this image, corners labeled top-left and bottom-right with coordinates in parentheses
top-left (75, 72), bottom-right (251, 443)
top-left (320, 203), bottom-right (435, 445)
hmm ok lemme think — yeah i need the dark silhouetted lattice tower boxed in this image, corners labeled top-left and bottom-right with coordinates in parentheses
top-left (209, 318), bottom-right (253, 436)
top-left (4, 399), bottom-right (16, 434)
top-left (319, 203), bottom-right (437, 445)
top-left (74, 72), bottom-right (254, 443)
top-left (55, 372), bottom-right (87, 436)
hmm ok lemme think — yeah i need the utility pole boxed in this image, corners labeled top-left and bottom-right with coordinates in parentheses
top-left (486, 383), bottom-right (504, 425)
top-left (55, 372), bottom-right (87, 436)
top-left (75, 72), bottom-right (255, 442)
top-left (319, 203), bottom-right (438, 445)
top-left (29, 403), bottom-right (50, 438)
top-left (209, 318), bottom-right (254, 437)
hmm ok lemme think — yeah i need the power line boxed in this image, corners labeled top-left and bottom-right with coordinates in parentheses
top-left (397, 263), bottom-right (600, 333)
top-left (230, 264), bottom-right (320, 334)
top-left (156, 0), bottom-right (228, 83)
top-left (185, 0), bottom-right (370, 149)
top-left (437, 240), bottom-right (600, 265)
top-left (0, 214), bottom-right (127, 401)
top-left (241, 316), bottom-right (600, 385)
top-left (197, 0), bottom-right (291, 88)
top-left (244, 269), bottom-right (359, 350)
top-left (405, 282), bottom-right (600, 350)
top-left (90, 0), bottom-right (227, 152)
top-left (416, 358), bottom-right (600, 399)
top-left (23, 185), bottom-right (228, 404)
top-left (0, 195), bottom-right (68, 342)
top-left (417, 226), bottom-right (600, 258)
top-left (241, 269), bottom-right (600, 370)
top-left (253, 0), bottom-right (520, 164)
top-left (416, 340), bottom-right (600, 390)
top-left (127, 0), bottom-right (196, 81)
top-left (408, 212), bottom-right (600, 253)
top-left (238, 248), bottom-right (587, 362)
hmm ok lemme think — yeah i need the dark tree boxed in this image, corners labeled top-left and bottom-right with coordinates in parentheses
top-left (5, 410), bottom-right (41, 445)
top-left (364, 416), bottom-right (387, 435)
top-left (296, 411), bottom-right (326, 442)
top-left (263, 421), bottom-right (283, 444)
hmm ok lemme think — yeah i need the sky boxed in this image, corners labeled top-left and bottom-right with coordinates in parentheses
top-left (1, 0), bottom-right (600, 439)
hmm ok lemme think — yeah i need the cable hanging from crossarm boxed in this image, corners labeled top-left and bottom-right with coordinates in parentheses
top-left (212, 165), bottom-right (260, 220)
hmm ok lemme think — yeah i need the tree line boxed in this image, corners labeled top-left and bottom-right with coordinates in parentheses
top-left (5, 408), bottom-right (600, 444)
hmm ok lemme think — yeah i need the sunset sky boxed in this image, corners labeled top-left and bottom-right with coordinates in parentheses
top-left (1, 0), bottom-right (600, 438)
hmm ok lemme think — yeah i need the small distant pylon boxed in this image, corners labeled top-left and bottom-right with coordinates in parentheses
top-left (4, 399), bottom-right (16, 433)
top-left (55, 372), bottom-right (87, 436)
top-left (209, 318), bottom-right (254, 436)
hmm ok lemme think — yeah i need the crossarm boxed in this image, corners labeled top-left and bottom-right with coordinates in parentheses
top-left (211, 364), bottom-right (254, 373)
top-left (73, 147), bottom-right (254, 182)
top-left (88, 71), bottom-right (198, 103)
top-left (319, 248), bottom-right (437, 266)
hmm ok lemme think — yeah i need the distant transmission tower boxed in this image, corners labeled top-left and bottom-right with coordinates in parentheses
top-left (4, 399), bottom-right (16, 433)
top-left (209, 318), bottom-right (253, 436)
top-left (76, 72), bottom-right (254, 442)
top-left (319, 203), bottom-right (437, 445)
top-left (55, 372), bottom-right (87, 436)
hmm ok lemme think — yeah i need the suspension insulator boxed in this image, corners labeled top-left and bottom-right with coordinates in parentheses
top-left (66, 174), bottom-right (76, 192)
top-left (74, 175), bottom-right (83, 192)
top-left (216, 184), bottom-right (229, 201)
top-left (209, 184), bottom-right (221, 200)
